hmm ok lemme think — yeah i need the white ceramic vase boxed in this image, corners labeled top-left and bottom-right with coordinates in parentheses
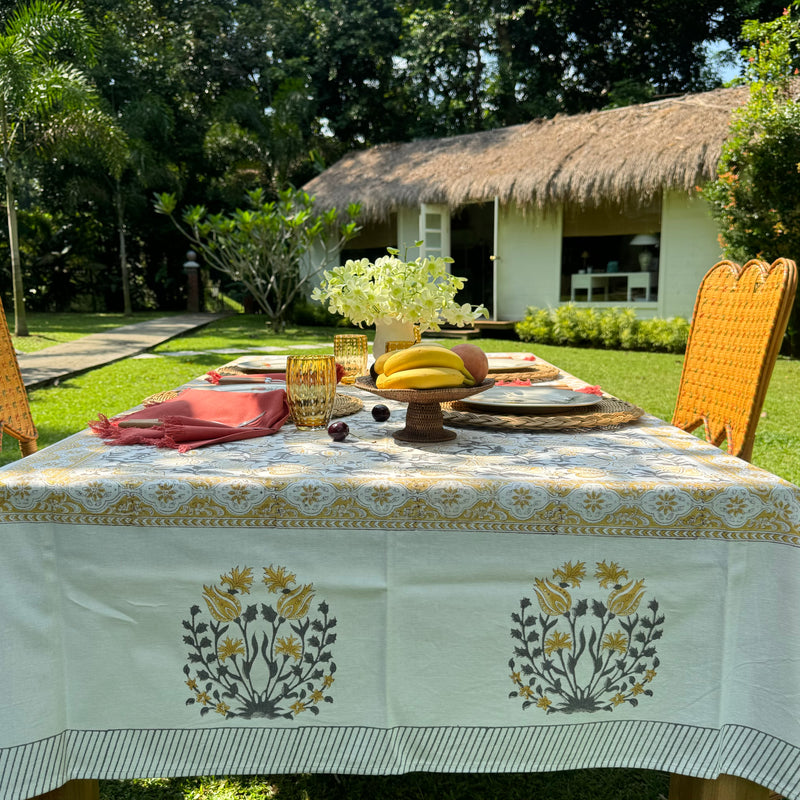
top-left (372, 318), bottom-right (416, 358)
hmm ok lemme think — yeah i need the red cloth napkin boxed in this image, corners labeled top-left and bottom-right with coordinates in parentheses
top-left (89, 387), bottom-right (291, 452)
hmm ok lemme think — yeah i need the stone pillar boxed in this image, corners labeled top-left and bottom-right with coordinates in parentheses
top-left (183, 250), bottom-right (201, 313)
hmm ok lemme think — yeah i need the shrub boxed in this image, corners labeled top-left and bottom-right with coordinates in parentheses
top-left (515, 304), bottom-right (690, 353)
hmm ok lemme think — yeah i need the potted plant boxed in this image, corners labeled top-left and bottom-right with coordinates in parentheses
top-left (311, 243), bottom-right (488, 355)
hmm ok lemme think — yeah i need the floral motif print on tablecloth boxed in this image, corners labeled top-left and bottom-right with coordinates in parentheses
top-left (509, 560), bottom-right (664, 713)
top-left (182, 565), bottom-right (336, 719)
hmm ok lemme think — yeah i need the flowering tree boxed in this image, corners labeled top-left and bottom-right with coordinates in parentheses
top-left (702, 4), bottom-right (800, 354)
top-left (155, 188), bottom-right (360, 332)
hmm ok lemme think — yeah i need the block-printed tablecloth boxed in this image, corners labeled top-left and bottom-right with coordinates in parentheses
top-left (2, 390), bottom-right (800, 800)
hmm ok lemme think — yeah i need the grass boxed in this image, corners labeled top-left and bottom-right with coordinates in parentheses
top-left (100, 770), bottom-right (670, 800)
top-left (2, 314), bottom-right (797, 799)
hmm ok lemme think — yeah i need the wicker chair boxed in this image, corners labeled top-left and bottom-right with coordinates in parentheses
top-left (672, 258), bottom-right (797, 462)
top-left (0, 297), bottom-right (37, 456)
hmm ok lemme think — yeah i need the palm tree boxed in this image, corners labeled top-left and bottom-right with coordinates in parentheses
top-left (0, 1), bottom-right (108, 335)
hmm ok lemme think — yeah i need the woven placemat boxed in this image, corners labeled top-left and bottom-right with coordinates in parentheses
top-left (143, 390), bottom-right (363, 419)
top-left (488, 363), bottom-right (560, 381)
top-left (441, 396), bottom-right (644, 432)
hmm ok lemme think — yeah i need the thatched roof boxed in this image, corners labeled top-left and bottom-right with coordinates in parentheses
top-left (303, 85), bottom-right (750, 221)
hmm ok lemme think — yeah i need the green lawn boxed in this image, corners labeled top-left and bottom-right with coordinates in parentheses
top-left (2, 314), bottom-right (797, 799)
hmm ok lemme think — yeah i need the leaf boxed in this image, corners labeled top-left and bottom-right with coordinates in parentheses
top-left (510, 629), bottom-right (523, 640)
top-left (262, 604), bottom-right (277, 623)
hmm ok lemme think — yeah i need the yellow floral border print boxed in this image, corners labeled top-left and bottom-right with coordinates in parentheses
top-left (509, 560), bottom-right (663, 713)
top-left (183, 565), bottom-right (336, 719)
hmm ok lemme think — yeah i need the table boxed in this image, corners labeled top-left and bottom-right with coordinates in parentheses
top-left (570, 271), bottom-right (654, 302)
top-left (2, 370), bottom-right (800, 800)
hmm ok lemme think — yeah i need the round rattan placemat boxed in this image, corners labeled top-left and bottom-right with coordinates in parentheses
top-left (143, 389), bottom-right (363, 419)
top-left (488, 363), bottom-right (560, 381)
top-left (441, 396), bottom-right (644, 432)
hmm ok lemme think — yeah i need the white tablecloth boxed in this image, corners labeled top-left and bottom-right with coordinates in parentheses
top-left (2, 384), bottom-right (800, 799)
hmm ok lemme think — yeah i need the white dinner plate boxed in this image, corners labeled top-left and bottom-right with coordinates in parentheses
top-left (487, 357), bottom-right (537, 371)
top-left (234, 356), bottom-right (288, 371)
top-left (459, 386), bottom-right (602, 414)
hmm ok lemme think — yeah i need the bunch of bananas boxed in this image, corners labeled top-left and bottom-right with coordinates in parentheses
top-left (373, 344), bottom-right (475, 389)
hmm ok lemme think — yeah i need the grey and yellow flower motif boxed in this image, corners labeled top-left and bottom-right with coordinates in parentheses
top-left (263, 564), bottom-right (296, 593)
top-left (602, 631), bottom-right (628, 654)
top-left (277, 583), bottom-right (315, 619)
top-left (202, 584), bottom-right (241, 621)
top-left (608, 579), bottom-right (646, 616)
top-left (594, 560), bottom-right (629, 588)
top-left (544, 631), bottom-right (572, 655)
top-left (217, 636), bottom-right (245, 662)
top-left (510, 559), bottom-right (663, 715)
top-left (220, 566), bottom-right (253, 595)
top-left (274, 635), bottom-right (302, 661)
top-left (184, 563), bottom-right (337, 721)
top-left (533, 577), bottom-right (572, 615)
top-left (552, 561), bottom-right (586, 587)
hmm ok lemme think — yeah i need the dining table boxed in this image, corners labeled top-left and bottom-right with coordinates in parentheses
top-left (1, 354), bottom-right (799, 800)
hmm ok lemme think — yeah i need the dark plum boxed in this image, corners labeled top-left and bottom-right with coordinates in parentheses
top-left (327, 421), bottom-right (349, 441)
top-left (371, 404), bottom-right (391, 422)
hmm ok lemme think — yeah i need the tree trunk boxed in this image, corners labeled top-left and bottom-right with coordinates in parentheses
top-left (5, 165), bottom-right (28, 336)
top-left (115, 181), bottom-right (132, 316)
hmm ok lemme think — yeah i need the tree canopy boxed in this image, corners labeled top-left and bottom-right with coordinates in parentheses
top-left (0, 0), bottom-right (790, 316)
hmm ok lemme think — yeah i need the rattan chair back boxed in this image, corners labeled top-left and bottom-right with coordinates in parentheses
top-left (0, 297), bottom-right (37, 456)
top-left (672, 258), bottom-right (797, 462)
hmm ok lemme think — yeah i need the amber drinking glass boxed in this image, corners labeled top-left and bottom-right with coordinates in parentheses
top-left (286, 355), bottom-right (337, 430)
top-left (385, 340), bottom-right (415, 354)
top-left (333, 334), bottom-right (369, 384)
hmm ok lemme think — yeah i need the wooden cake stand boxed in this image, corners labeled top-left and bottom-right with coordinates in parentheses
top-left (354, 376), bottom-right (494, 442)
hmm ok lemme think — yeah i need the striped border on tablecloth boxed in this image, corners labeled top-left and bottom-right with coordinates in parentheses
top-left (2, 722), bottom-right (799, 800)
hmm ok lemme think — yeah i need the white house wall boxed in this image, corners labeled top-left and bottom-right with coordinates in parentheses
top-left (658, 190), bottom-right (724, 319)
top-left (495, 202), bottom-right (563, 320)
